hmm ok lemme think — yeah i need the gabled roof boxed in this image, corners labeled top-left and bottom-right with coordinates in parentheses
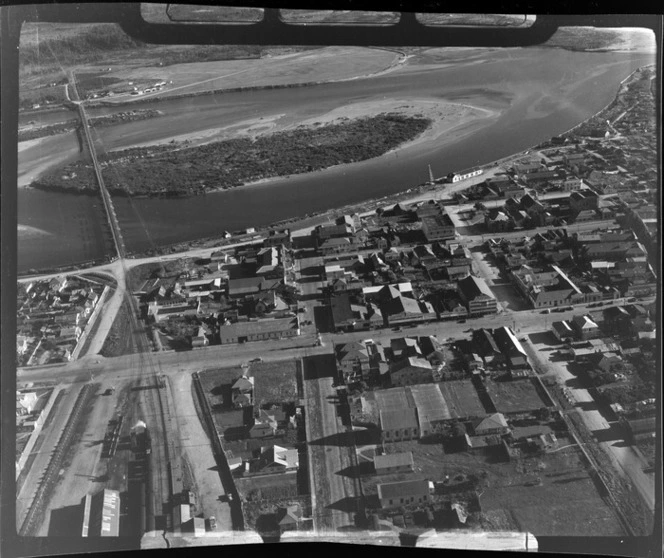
top-left (571, 315), bottom-right (599, 330)
top-left (259, 444), bottom-right (299, 469)
top-left (232, 376), bottom-right (254, 392)
top-left (458, 275), bottom-right (495, 301)
top-left (276, 505), bottom-right (301, 526)
top-left (391, 357), bottom-right (433, 373)
top-left (474, 412), bottom-right (508, 432)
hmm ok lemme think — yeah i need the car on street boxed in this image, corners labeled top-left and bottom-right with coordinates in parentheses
top-left (249, 357), bottom-right (263, 363)
top-left (541, 308), bottom-right (551, 314)
top-left (457, 319), bottom-right (466, 323)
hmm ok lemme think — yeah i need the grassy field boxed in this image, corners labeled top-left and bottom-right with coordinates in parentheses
top-left (252, 359), bottom-right (300, 407)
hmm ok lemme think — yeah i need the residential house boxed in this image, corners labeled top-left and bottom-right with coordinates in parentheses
top-left (190, 325), bottom-right (210, 348)
top-left (256, 444), bottom-right (299, 472)
top-left (472, 413), bottom-right (509, 436)
top-left (491, 326), bottom-right (529, 369)
top-left (472, 329), bottom-right (505, 367)
top-left (571, 315), bottom-right (601, 340)
top-left (232, 376), bottom-right (254, 408)
top-left (377, 479), bottom-right (431, 509)
top-left (551, 320), bottom-right (576, 343)
top-left (275, 505), bottom-right (302, 532)
top-left (336, 341), bottom-right (371, 383)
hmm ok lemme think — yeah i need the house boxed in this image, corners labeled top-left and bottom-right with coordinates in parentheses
top-left (336, 341), bottom-right (371, 383)
top-left (390, 337), bottom-right (422, 360)
top-left (570, 315), bottom-right (601, 340)
top-left (485, 209), bottom-right (514, 233)
top-left (275, 505), bottom-right (302, 532)
top-left (191, 326), bottom-right (210, 348)
top-left (16, 391), bottom-right (38, 416)
top-left (231, 376), bottom-right (254, 408)
top-left (249, 420), bottom-right (275, 439)
top-left (377, 479), bottom-right (431, 509)
top-left (472, 413), bottom-right (509, 436)
top-left (256, 444), bottom-right (299, 472)
top-left (551, 320), bottom-right (576, 343)
top-left (374, 452), bottom-right (414, 475)
top-left (390, 357), bottom-right (434, 387)
top-left (569, 190), bottom-right (599, 214)
top-left (457, 275), bottom-right (497, 316)
top-left (491, 326), bottom-right (528, 369)
top-left (379, 408), bottom-right (420, 442)
top-left (587, 352), bottom-right (624, 374)
top-left (472, 329), bottom-right (505, 367)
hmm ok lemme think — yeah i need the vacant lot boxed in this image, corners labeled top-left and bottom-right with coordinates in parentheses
top-left (438, 380), bottom-right (488, 419)
top-left (252, 359), bottom-right (300, 407)
top-left (236, 471), bottom-right (299, 503)
top-left (373, 438), bottom-right (623, 536)
top-left (485, 378), bottom-right (549, 414)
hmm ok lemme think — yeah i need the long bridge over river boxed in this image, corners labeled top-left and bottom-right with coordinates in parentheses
top-left (67, 71), bottom-right (126, 260)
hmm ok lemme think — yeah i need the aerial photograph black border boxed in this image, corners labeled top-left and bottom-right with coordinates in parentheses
top-left (0, 1), bottom-right (661, 558)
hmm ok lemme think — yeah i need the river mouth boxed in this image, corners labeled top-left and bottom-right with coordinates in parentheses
top-left (17, 47), bottom-right (654, 273)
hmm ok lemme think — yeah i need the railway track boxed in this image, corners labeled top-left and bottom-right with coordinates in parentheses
top-left (19, 384), bottom-right (96, 536)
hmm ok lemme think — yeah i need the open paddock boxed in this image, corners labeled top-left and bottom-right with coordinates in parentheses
top-left (252, 359), bottom-right (301, 406)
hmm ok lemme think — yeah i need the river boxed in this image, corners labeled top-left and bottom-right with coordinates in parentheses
top-left (17, 46), bottom-right (653, 272)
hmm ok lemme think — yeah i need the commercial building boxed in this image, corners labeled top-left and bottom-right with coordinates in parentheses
top-left (457, 275), bottom-right (498, 316)
top-left (421, 213), bottom-right (456, 242)
top-left (218, 317), bottom-right (299, 344)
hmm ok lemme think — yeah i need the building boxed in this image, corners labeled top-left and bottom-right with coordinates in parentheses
top-left (256, 444), bottom-right (299, 472)
top-left (81, 489), bottom-right (120, 537)
top-left (379, 408), bottom-right (420, 442)
top-left (421, 213), bottom-right (456, 242)
top-left (448, 167), bottom-right (483, 183)
top-left (390, 357), bottom-right (434, 387)
top-left (472, 329), bottom-right (505, 367)
top-left (570, 315), bottom-right (601, 340)
top-left (491, 326), bottom-right (528, 369)
top-left (374, 452), bottom-right (415, 475)
top-left (457, 275), bottom-right (497, 316)
top-left (275, 505), bottom-right (302, 532)
top-left (377, 479), bottom-right (431, 508)
top-left (621, 416), bottom-right (656, 443)
top-left (336, 341), bottom-right (371, 383)
top-left (472, 413), bottom-right (509, 436)
top-left (218, 317), bottom-right (299, 344)
top-left (551, 320), bottom-right (576, 342)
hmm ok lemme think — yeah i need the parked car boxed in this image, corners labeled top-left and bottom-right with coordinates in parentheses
top-left (249, 357), bottom-right (263, 363)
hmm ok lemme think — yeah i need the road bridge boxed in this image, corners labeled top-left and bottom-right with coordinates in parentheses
top-left (68, 72), bottom-right (126, 259)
